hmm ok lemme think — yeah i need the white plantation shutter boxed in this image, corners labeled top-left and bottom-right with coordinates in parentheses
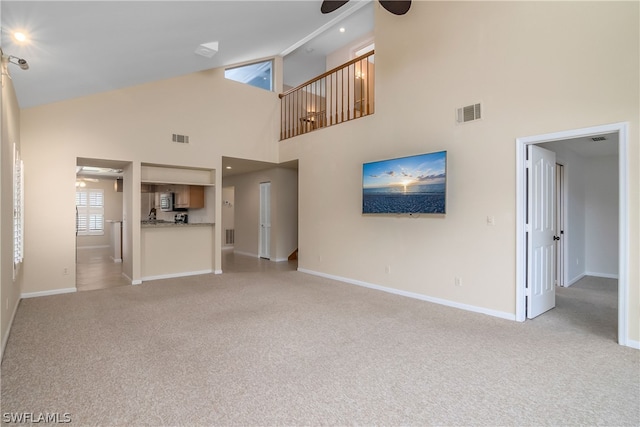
top-left (13, 144), bottom-right (24, 270)
top-left (76, 188), bottom-right (104, 235)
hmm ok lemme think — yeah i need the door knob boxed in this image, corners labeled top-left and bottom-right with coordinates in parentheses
top-left (553, 236), bottom-right (560, 241)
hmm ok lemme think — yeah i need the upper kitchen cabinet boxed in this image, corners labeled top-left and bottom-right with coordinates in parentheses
top-left (175, 185), bottom-right (204, 209)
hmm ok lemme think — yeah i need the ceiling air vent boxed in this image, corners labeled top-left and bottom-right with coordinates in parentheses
top-left (591, 136), bottom-right (607, 142)
top-left (172, 134), bottom-right (189, 144)
top-left (456, 103), bottom-right (482, 124)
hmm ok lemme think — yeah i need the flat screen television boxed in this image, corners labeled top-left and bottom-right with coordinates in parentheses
top-left (362, 150), bottom-right (447, 215)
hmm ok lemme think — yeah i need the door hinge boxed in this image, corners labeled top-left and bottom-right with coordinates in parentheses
top-left (525, 223), bottom-right (531, 233)
top-left (526, 160), bottom-right (531, 169)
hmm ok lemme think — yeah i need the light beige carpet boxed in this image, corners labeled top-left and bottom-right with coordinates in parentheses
top-left (1, 265), bottom-right (638, 426)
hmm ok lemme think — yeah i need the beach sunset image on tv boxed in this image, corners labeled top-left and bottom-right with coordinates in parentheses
top-left (362, 151), bottom-right (446, 214)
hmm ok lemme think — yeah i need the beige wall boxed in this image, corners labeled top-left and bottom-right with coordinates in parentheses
top-left (1, 58), bottom-right (24, 357)
top-left (280, 2), bottom-right (639, 342)
top-left (20, 63), bottom-right (282, 293)
top-left (223, 167), bottom-right (298, 262)
top-left (13, 2), bottom-right (640, 346)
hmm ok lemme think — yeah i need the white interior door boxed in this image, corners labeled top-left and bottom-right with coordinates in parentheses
top-left (259, 182), bottom-right (271, 259)
top-left (527, 145), bottom-right (557, 318)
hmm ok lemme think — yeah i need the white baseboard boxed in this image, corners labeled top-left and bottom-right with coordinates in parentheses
top-left (585, 271), bottom-right (619, 280)
top-left (233, 250), bottom-right (258, 258)
top-left (222, 246), bottom-right (234, 251)
top-left (566, 273), bottom-right (585, 287)
top-left (111, 257), bottom-right (122, 263)
top-left (21, 287), bottom-right (77, 299)
top-left (76, 245), bottom-right (110, 250)
top-left (1, 297), bottom-right (21, 362)
top-left (214, 270), bottom-right (223, 275)
top-left (298, 268), bottom-right (515, 321)
top-left (141, 269), bottom-right (213, 282)
top-left (625, 339), bottom-right (640, 350)
top-left (121, 272), bottom-right (141, 285)
top-left (273, 258), bottom-right (289, 262)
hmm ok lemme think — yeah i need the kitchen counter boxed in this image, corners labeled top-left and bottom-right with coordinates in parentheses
top-left (141, 220), bottom-right (214, 228)
top-left (141, 223), bottom-right (214, 281)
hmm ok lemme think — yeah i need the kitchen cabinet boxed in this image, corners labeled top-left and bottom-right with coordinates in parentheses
top-left (175, 185), bottom-right (204, 209)
top-left (148, 184), bottom-right (205, 209)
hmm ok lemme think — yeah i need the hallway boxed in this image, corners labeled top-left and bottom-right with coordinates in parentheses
top-left (76, 247), bottom-right (129, 291)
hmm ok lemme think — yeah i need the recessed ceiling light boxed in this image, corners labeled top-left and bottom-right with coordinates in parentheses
top-left (226, 166), bottom-right (232, 170)
top-left (339, 27), bottom-right (346, 33)
top-left (13, 31), bottom-right (28, 43)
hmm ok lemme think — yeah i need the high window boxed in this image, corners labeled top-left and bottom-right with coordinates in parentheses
top-left (225, 60), bottom-right (273, 91)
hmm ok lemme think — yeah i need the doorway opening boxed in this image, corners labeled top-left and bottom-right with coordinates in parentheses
top-left (515, 122), bottom-right (629, 346)
top-left (75, 158), bottom-right (130, 291)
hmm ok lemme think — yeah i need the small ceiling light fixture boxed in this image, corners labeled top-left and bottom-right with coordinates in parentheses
top-left (13, 32), bottom-right (27, 43)
top-left (339, 27), bottom-right (346, 33)
top-left (8, 55), bottom-right (29, 70)
top-left (195, 41), bottom-right (219, 58)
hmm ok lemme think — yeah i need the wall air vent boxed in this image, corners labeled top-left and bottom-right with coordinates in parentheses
top-left (172, 134), bottom-right (189, 144)
top-left (456, 103), bottom-right (482, 124)
top-left (591, 136), bottom-right (607, 142)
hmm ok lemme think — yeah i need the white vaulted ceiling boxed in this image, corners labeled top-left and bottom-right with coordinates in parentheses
top-left (1, 0), bottom-right (373, 109)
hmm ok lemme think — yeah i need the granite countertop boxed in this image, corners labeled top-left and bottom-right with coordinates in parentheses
top-left (141, 220), bottom-right (214, 228)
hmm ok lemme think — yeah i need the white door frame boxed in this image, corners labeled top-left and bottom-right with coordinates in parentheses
top-left (515, 122), bottom-right (629, 346)
top-left (555, 162), bottom-right (566, 287)
top-left (259, 181), bottom-right (271, 259)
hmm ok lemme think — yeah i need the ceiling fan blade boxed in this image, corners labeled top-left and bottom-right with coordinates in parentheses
top-left (378, 0), bottom-right (411, 15)
top-left (321, 0), bottom-right (350, 14)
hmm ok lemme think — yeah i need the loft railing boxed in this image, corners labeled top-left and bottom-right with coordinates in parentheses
top-left (279, 50), bottom-right (375, 140)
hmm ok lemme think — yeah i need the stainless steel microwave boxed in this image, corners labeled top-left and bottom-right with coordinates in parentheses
top-left (159, 192), bottom-right (174, 212)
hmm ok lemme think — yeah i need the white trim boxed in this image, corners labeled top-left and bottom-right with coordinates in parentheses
top-left (21, 287), bottom-right (77, 299)
top-left (233, 250), bottom-right (258, 258)
top-left (122, 272), bottom-right (141, 285)
top-left (1, 297), bottom-right (21, 362)
top-left (516, 122), bottom-right (630, 347)
top-left (566, 273), bottom-right (586, 287)
top-left (214, 269), bottom-right (223, 275)
top-left (627, 339), bottom-right (640, 350)
top-left (273, 257), bottom-right (289, 262)
top-left (76, 245), bottom-right (110, 250)
top-left (111, 257), bottom-right (122, 263)
top-left (280, 0), bottom-right (369, 56)
top-left (141, 269), bottom-right (213, 282)
top-left (298, 268), bottom-right (515, 321)
top-left (584, 272), bottom-right (619, 280)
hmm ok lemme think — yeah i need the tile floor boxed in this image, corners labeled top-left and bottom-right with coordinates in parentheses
top-left (75, 247), bottom-right (130, 291)
top-left (75, 246), bottom-right (298, 291)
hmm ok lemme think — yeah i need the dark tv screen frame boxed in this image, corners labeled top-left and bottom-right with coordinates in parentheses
top-left (362, 150), bottom-right (447, 215)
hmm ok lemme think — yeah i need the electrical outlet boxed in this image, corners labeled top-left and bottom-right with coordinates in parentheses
top-left (63, 267), bottom-right (69, 275)
top-left (486, 216), bottom-right (496, 226)
top-left (385, 265), bottom-right (391, 274)
top-left (455, 277), bottom-right (462, 287)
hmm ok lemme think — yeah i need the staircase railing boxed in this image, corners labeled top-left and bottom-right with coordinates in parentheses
top-left (279, 50), bottom-right (375, 140)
